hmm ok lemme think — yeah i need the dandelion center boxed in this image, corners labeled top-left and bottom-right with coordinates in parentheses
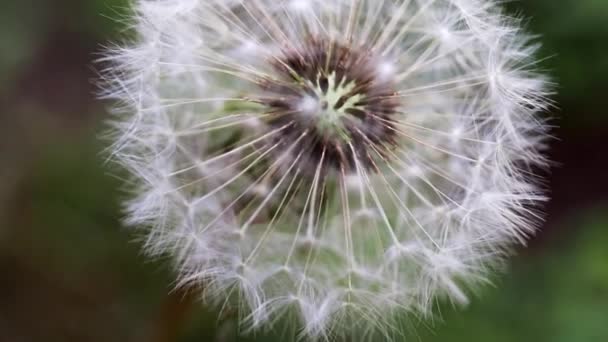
top-left (259, 38), bottom-right (399, 174)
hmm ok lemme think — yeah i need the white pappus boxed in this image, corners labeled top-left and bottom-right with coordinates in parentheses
top-left (100, 0), bottom-right (551, 340)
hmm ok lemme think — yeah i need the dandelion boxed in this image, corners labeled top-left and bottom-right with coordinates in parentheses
top-left (101, 0), bottom-right (550, 339)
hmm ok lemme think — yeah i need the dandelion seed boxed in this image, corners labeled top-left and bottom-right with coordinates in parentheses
top-left (100, 0), bottom-right (550, 339)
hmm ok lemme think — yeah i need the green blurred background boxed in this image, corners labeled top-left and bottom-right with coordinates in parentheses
top-left (0, 0), bottom-right (607, 341)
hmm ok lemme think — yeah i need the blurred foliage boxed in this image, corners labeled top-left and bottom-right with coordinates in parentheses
top-left (417, 212), bottom-right (608, 342)
top-left (0, 0), bottom-right (607, 341)
top-left (0, 0), bottom-right (129, 92)
top-left (508, 0), bottom-right (608, 127)
top-left (0, 139), bottom-right (170, 341)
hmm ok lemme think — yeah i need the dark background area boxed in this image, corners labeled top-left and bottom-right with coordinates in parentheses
top-left (0, 0), bottom-right (607, 341)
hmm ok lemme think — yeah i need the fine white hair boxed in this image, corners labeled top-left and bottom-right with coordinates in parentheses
top-left (100, 0), bottom-right (550, 339)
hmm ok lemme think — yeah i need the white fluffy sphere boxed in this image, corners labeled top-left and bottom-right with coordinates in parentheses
top-left (101, 0), bottom-right (550, 339)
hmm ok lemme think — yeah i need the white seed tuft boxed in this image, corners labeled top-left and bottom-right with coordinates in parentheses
top-left (100, 0), bottom-right (551, 339)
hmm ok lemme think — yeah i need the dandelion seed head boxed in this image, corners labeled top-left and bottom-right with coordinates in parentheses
top-left (101, 0), bottom-right (551, 339)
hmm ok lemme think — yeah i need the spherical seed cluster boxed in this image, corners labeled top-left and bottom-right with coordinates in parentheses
top-left (101, 0), bottom-right (550, 339)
